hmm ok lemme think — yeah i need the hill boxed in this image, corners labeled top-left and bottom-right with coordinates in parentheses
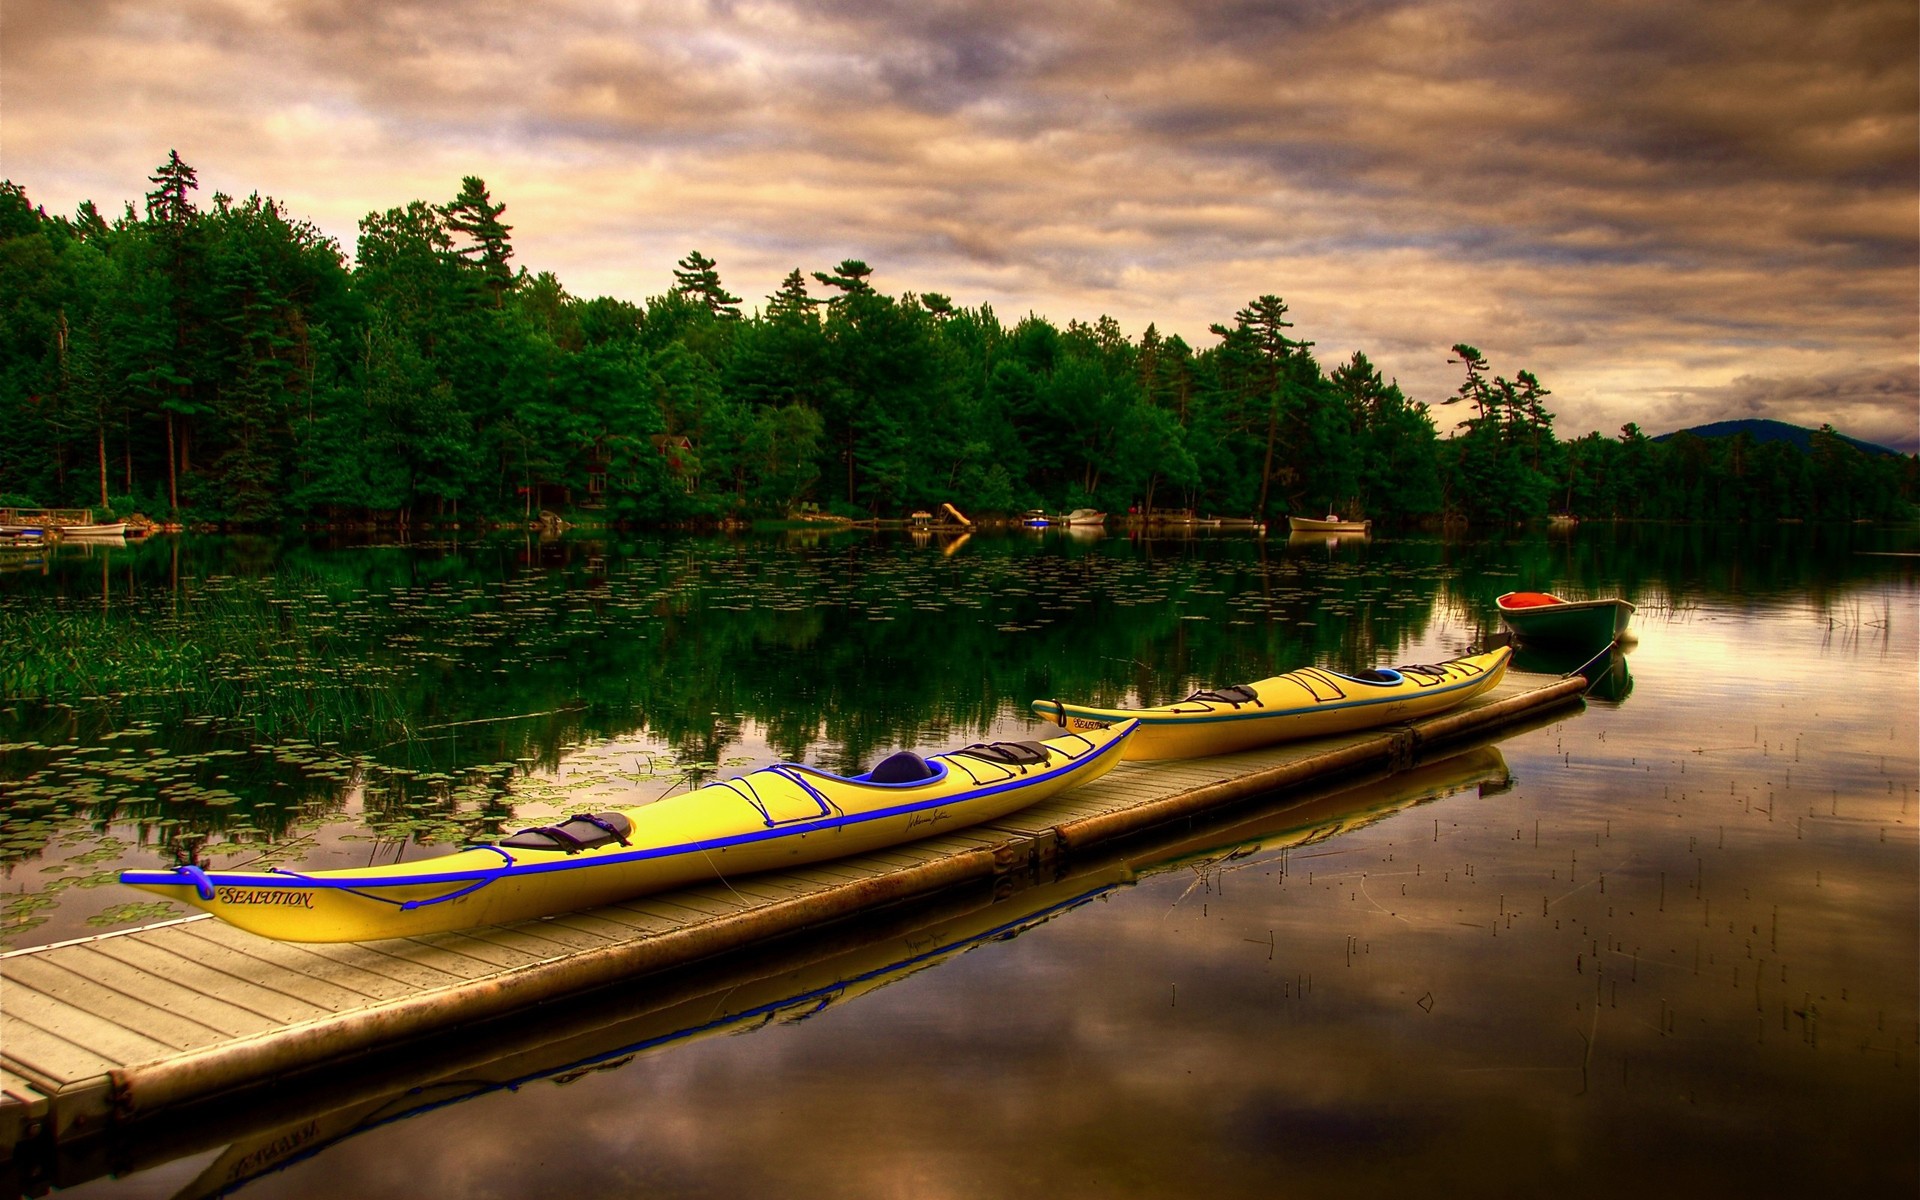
top-left (1653, 418), bottom-right (1903, 457)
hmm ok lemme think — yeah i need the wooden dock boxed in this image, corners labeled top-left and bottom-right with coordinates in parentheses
top-left (1, 671), bottom-right (1585, 1163)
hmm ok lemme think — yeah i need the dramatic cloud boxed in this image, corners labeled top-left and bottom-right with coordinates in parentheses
top-left (4, 0), bottom-right (1914, 443)
top-left (1643, 364), bottom-right (1920, 449)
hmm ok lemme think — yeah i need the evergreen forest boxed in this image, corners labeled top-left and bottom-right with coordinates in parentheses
top-left (2, 157), bottom-right (1913, 527)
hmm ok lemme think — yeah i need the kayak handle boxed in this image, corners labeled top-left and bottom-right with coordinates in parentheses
top-left (173, 864), bottom-right (216, 901)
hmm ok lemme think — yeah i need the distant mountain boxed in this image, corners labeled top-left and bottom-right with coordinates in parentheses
top-left (1652, 418), bottom-right (1904, 458)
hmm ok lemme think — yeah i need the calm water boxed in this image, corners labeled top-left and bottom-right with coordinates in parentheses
top-left (3, 524), bottom-right (1915, 1196)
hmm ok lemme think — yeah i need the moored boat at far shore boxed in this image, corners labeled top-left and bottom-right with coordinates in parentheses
top-left (1287, 514), bottom-right (1371, 533)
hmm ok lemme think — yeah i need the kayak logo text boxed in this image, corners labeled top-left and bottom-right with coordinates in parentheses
top-left (217, 887), bottom-right (316, 909)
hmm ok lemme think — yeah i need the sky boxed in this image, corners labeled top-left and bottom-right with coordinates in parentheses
top-left (3, 0), bottom-right (1916, 448)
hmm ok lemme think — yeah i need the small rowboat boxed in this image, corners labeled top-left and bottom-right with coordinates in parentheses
top-left (1495, 592), bottom-right (1633, 646)
top-left (1287, 514), bottom-right (1370, 533)
top-left (1031, 647), bottom-right (1511, 761)
top-left (120, 722), bottom-right (1138, 942)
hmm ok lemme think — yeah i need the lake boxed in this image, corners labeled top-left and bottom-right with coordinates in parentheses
top-left (3, 523), bottom-right (1915, 1196)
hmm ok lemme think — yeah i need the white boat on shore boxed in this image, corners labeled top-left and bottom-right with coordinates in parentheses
top-left (1287, 514), bottom-right (1371, 534)
top-left (0, 508), bottom-right (131, 538)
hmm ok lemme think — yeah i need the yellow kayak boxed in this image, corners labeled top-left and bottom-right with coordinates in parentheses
top-left (1031, 646), bottom-right (1511, 761)
top-left (120, 722), bottom-right (1138, 942)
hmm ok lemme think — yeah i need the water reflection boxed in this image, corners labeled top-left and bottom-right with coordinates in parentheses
top-left (0, 523), bottom-right (1911, 949)
top-left (5, 526), bottom-right (1916, 1196)
top-left (1287, 529), bottom-right (1370, 553)
top-left (24, 746), bottom-right (1510, 1200)
top-left (1512, 641), bottom-right (1635, 703)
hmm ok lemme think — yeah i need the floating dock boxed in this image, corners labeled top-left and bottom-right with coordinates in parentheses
top-left (1, 670), bottom-right (1585, 1169)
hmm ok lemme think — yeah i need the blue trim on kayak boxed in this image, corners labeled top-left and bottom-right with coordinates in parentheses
top-left (118, 725), bottom-right (1133, 897)
top-left (1038, 649), bottom-right (1509, 726)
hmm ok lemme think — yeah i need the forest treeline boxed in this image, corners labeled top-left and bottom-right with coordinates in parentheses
top-left (2, 156), bottom-right (1913, 526)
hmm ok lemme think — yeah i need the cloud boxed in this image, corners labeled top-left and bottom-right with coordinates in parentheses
top-left (2, 0), bottom-right (1914, 440)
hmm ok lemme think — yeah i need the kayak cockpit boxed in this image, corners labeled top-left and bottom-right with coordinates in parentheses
top-left (859, 750), bottom-right (941, 784)
top-left (782, 756), bottom-right (951, 787)
top-left (1329, 667), bottom-right (1405, 686)
top-left (499, 812), bottom-right (635, 854)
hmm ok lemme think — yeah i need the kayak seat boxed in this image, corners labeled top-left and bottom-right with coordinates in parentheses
top-left (500, 812), bottom-right (635, 854)
top-left (956, 740), bottom-right (1052, 767)
top-left (868, 751), bottom-right (938, 784)
top-left (1344, 668), bottom-right (1402, 684)
top-left (1185, 684), bottom-right (1260, 706)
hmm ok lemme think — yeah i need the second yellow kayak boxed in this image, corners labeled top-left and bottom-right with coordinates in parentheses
top-left (1031, 646), bottom-right (1512, 761)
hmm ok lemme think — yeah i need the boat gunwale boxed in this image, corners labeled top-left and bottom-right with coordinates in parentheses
top-left (1494, 592), bottom-right (1637, 616)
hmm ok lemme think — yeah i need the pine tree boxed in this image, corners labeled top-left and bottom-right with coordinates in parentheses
top-left (811, 259), bottom-right (875, 306)
top-left (73, 201), bottom-right (109, 241)
top-left (765, 269), bottom-right (819, 322)
top-left (144, 151), bottom-right (198, 229)
top-left (441, 177), bottom-right (514, 305)
top-left (672, 250), bottom-right (742, 319)
top-left (1513, 369), bottom-right (1554, 469)
top-left (1445, 344), bottom-right (1490, 423)
top-left (138, 151), bottom-right (207, 515)
top-left (1209, 295), bottom-right (1311, 518)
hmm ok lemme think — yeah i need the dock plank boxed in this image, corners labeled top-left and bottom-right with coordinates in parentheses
top-left (539, 910), bottom-right (661, 942)
top-left (135, 928), bottom-right (379, 1014)
top-left (850, 847), bottom-right (949, 871)
top-left (0, 958), bottom-right (227, 1053)
top-left (415, 932), bottom-right (548, 971)
top-left (172, 924), bottom-right (422, 1002)
top-left (1, 1065), bottom-right (48, 1112)
top-left (0, 986), bottom-right (175, 1068)
top-left (783, 861), bottom-right (887, 886)
top-left (506, 916), bottom-right (622, 950)
top-left (0, 1014), bottom-right (123, 1084)
top-left (286, 941), bottom-right (471, 991)
top-left (584, 903), bottom-right (684, 936)
top-left (345, 937), bottom-right (507, 982)
top-left (725, 871), bottom-right (841, 902)
top-left (84, 939), bottom-right (331, 1025)
top-left (460, 917), bottom-right (595, 956)
top-left (15, 949), bottom-right (274, 1042)
top-left (608, 896), bottom-right (724, 927)
top-left (632, 889), bottom-right (748, 920)
top-left (673, 878), bottom-right (793, 908)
